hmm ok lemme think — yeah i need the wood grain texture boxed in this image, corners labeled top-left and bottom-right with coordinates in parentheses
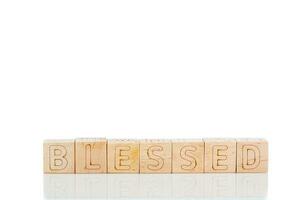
top-left (236, 139), bottom-right (268, 173)
top-left (44, 140), bottom-right (75, 174)
top-left (172, 139), bottom-right (204, 173)
top-left (75, 138), bottom-right (107, 173)
top-left (107, 139), bottom-right (139, 173)
top-left (204, 138), bottom-right (236, 173)
top-left (140, 140), bottom-right (172, 173)
top-left (43, 138), bottom-right (268, 174)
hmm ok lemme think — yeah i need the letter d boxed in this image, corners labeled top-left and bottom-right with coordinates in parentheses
top-left (242, 145), bottom-right (260, 170)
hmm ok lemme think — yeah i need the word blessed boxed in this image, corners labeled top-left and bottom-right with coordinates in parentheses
top-left (43, 138), bottom-right (268, 174)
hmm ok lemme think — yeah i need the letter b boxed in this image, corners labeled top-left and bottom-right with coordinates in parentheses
top-left (44, 140), bottom-right (75, 173)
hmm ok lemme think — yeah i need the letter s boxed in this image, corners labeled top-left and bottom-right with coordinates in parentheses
top-left (147, 145), bottom-right (164, 170)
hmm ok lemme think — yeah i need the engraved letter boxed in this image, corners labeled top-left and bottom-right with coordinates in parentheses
top-left (115, 146), bottom-right (131, 170)
top-left (180, 146), bottom-right (197, 170)
top-left (242, 145), bottom-right (260, 169)
top-left (49, 145), bottom-right (68, 170)
top-left (85, 144), bottom-right (101, 170)
top-left (212, 145), bottom-right (228, 170)
top-left (147, 146), bottom-right (164, 170)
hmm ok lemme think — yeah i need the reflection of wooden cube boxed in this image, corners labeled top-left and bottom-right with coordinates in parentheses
top-left (107, 140), bottom-right (139, 173)
top-left (44, 174), bottom-right (76, 198)
top-left (107, 174), bottom-right (140, 198)
top-left (236, 173), bottom-right (268, 197)
top-left (140, 140), bottom-right (172, 173)
top-left (76, 174), bottom-right (107, 198)
top-left (139, 174), bottom-right (172, 198)
top-left (204, 139), bottom-right (236, 173)
top-left (172, 139), bottom-right (204, 173)
top-left (236, 139), bottom-right (268, 173)
top-left (172, 174), bottom-right (204, 198)
top-left (203, 174), bottom-right (236, 197)
top-left (44, 140), bottom-right (75, 173)
top-left (75, 138), bottom-right (107, 173)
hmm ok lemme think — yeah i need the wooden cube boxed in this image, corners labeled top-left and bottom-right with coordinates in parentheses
top-left (172, 139), bottom-right (204, 173)
top-left (75, 138), bottom-right (107, 173)
top-left (236, 139), bottom-right (268, 173)
top-left (44, 140), bottom-right (75, 173)
top-left (140, 140), bottom-right (172, 173)
top-left (204, 138), bottom-right (236, 173)
top-left (107, 139), bottom-right (139, 173)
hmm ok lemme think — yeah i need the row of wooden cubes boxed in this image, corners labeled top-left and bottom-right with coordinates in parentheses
top-left (44, 138), bottom-right (268, 174)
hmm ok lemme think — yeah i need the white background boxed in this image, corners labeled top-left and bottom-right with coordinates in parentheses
top-left (0, 0), bottom-right (299, 199)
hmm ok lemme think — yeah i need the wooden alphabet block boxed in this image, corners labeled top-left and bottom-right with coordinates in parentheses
top-left (107, 139), bottom-right (139, 173)
top-left (172, 139), bottom-right (204, 173)
top-left (236, 139), bottom-right (268, 173)
top-left (140, 140), bottom-right (172, 173)
top-left (75, 138), bottom-right (107, 173)
top-left (44, 140), bottom-right (75, 173)
top-left (204, 138), bottom-right (236, 173)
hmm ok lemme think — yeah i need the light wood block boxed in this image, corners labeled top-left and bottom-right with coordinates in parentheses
top-left (44, 140), bottom-right (75, 173)
top-left (172, 139), bottom-right (204, 173)
top-left (204, 138), bottom-right (236, 173)
top-left (75, 138), bottom-right (107, 173)
top-left (236, 139), bottom-right (268, 173)
top-left (107, 139), bottom-right (139, 173)
top-left (140, 140), bottom-right (172, 173)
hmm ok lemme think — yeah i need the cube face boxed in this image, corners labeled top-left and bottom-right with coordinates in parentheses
top-left (75, 138), bottom-right (107, 173)
top-left (236, 139), bottom-right (268, 173)
top-left (140, 140), bottom-right (172, 173)
top-left (44, 140), bottom-right (75, 173)
top-left (204, 139), bottom-right (236, 173)
top-left (107, 140), bottom-right (139, 173)
top-left (172, 140), bottom-right (204, 173)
